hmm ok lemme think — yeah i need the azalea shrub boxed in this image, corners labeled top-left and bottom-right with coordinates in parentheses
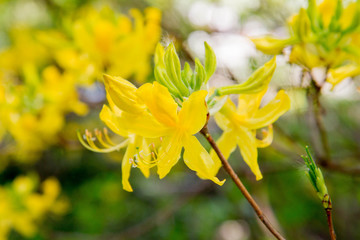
top-left (1, 0), bottom-right (360, 239)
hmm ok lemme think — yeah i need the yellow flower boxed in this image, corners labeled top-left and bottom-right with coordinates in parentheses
top-left (0, 175), bottom-right (68, 239)
top-left (252, 0), bottom-right (360, 86)
top-left (52, 6), bottom-right (162, 84)
top-left (0, 66), bottom-right (87, 162)
top-left (0, 27), bottom-right (50, 74)
top-left (211, 89), bottom-right (290, 180)
top-left (136, 82), bottom-right (224, 185)
top-left (79, 75), bottom-right (165, 191)
top-left (80, 75), bottom-right (224, 190)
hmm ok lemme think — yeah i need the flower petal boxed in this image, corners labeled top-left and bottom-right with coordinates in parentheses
top-left (210, 130), bottom-right (237, 173)
top-left (237, 88), bottom-right (267, 118)
top-left (135, 137), bottom-right (151, 178)
top-left (116, 111), bottom-right (171, 138)
top-left (121, 138), bottom-right (136, 192)
top-left (178, 90), bottom-right (208, 135)
top-left (215, 98), bottom-right (236, 131)
top-left (156, 132), bottom-right (183, 179)
top-left (244, 90), bottom-right (290, 129)
top-left (327, 64), bottom-right (360, 87)
top-left (137, 82), bottom-right (178, 127)
top-left (256, 125), bottom-right (273, 148)
top-left (251, 36), bottom-right (295, 55)
top-left (103, 74), bottom-right (145, 114)
top-left (99, 104), bottom-right (128, 136)
top-left (235, 127), bottom-right (263, 180)
top-left (183, 135), bottom-right (225, 185)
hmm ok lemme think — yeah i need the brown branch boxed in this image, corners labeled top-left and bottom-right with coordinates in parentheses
top-left (326, 208), bottom-right (336, 240)
top-left (200, 125), bottom-right (286, 240)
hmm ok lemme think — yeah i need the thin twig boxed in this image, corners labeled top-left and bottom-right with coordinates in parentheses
top-left (200, 125), bottom-right (286, 240)
top-left (326, 208), bottom-right (336, 240)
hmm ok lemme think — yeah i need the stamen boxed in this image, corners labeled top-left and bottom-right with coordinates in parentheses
top-left (103, 127), bottom-right (116, 146)
top-left (94, 129), bottom-right (113, 148)
top-left (77, 129), bottom-right (129, 153)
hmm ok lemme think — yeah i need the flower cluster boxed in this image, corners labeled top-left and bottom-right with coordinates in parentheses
top-left (80, 42), bottom-right (290, 191)
top-left (252, 0), bottom-right (360, 87)
top-left (0, 6), bottom-right (161, 162)
top-left (0, 175), bottom-right (68, 239)
top-left (43, 6), bottom-right (162, 84)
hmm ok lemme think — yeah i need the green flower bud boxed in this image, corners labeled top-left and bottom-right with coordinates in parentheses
top-left (153, 41), bottom-right (217, 100)
top-left (302, 146), bottom-right (332, 209)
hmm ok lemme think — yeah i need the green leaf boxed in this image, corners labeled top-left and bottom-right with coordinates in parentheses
top-left (204, 42), bottom-right (216, 83)
top-left (164, 43), bottom-right (189, 96)
top-left (194, 58), bottom-right (206, 91)
top-left (181, 62), bottom-right (193, 89)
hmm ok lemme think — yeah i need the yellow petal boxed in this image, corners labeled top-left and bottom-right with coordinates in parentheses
top-left (251, 36), bottom-right (295, 55)
top-left (256, 125), bottom-right (273, 148)
top-left (339, 2), bottom-right (357, 29)
top-left (115, 111), bottom-right (171, 138)
top-left (183, 135), bottom-right (225, 185)
top-left (327, 64), bottom-right (360, 87)
top-left (103, 74), bottom-right (145, 114)
top-left (178, 90), bottom-right (208, 135)
top-left (290, 44), bottom-right (322, 69)
top-left (235, 127), bottom-right (263, 180)
top-left (156, 132), bottom-right (183, 179)
top-left (210, 130), bottom-right (237, 173)
top-left (318, 0), bottom-right (337, 28)
top-left (244, 90), bottom-right (290, 130)
top-left (237, 88), bottom-right (267, 118)
top-left (137, 82), bottom-right (178, 127)
top-left (99, 104), bottom-right (128, 136)
top-left (215, 98), bottom-right (237, 131)
top-left (136, 137), bottom-right (151, 178)
top-left (121, 138), bottom-right (136, 192)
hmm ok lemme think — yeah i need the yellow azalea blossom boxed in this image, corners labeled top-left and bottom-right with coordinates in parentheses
top-left (211, 89), bottom-right (290, 180)
top-left (51, 6), bottom-right (162, 84)
top-left (79, 75), bottom-right (166, 191)
top-left (81, 75), bottom-right (224, 190)
top-left (136, 82), bottom-right (224, 185)
top-left (0, 175), bottom-right (68, 239)
top-left (252, 0), bottom-right (360, 87)
top-left (0, 66), bottom-right (87, 162)
top-left (0, 27), bottom-right (50, 74)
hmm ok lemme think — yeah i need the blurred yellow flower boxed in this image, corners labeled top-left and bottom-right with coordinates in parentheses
top-left (211, 89), bottom-right (290, 180)
top-left (252, 0), bottom-right (360, 87)
top-left (0, 66), bottom-right (87, 162)
top-left (54, 6), bottom-right (162, 84)
top-left (0, 28), bottom-right (50, 74)
top-left (0, 175), bottom-right (68, 239)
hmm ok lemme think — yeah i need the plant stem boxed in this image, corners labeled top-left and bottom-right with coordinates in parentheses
top-left (200, 125), bottom-right (286, 240)
top-left (326, 208), bottom-right (336, 240)
top-left (307, 74), bottom-right (331, 162)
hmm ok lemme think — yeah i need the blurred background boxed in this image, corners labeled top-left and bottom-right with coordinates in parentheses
top-left (0, 0), bottom-right (360, 239)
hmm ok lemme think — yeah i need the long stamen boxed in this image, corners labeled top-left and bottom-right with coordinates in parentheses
top-left (94, 128), bottom-right (113, 148)
top-left (77, 129), bottom-right (128, 153)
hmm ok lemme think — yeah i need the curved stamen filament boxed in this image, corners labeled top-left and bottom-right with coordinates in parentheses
top-left (77, 128), bottom-right (128, 153)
